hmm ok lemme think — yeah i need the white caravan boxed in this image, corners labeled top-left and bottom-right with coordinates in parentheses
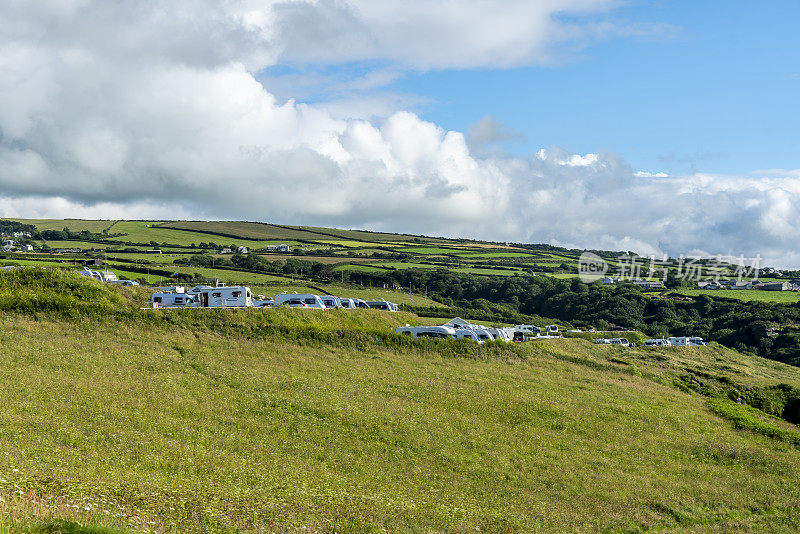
top-left (645, 339), bottom-right (672, 347)
top-left (274, 293), bottom-right (327, 309)
top-left (593, 338), bottom-right (612, 344)
top-left (454, 328), bottom-right (487, 343)
top-left (77, 267), bottom-right (118, 283)
top-left (338, 298), bottom-right (357, 309)
top-left (109, 279), bottom-right (139, 286)
top-left (320, 295), bottom-right (342, 309)
top-left (187, 285), bottom-right (253, 308)
top-left (396, 325), bottom-right (456, 339)
top-left (545, 325), bottom-right (559, 333)
top-left (488, 327), bottom-right (515, 343)
top-left (252, 297), bottom-right (274, 308)
top-left (365, 299), bottom-right (398, 311)
top-left (609, 338), bottom-right (630, 346)
top-left (150, 292), bottom-right (197, 308)
top-left (515, 324), bottom-right (541, 334)
top-left (668, 336), bottom-right (706, 346)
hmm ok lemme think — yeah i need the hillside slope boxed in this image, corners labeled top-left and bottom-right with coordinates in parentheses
top-left (2, 300), bottom-right (800, 531)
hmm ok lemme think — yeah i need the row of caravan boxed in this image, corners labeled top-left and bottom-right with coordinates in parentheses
top-left (151, 285), bottom-right (255, 308)
top-left (274, 293), bottom-right (397, 311)
top-left (645, 337), bottom-right (706, 347)
top-left (149, 286), bottom-right (398, 311)
top-left (593, 336), bottom-right (706, 347)
top-left (397, 318), bottom-right (515, 343)
top-left (396, 318), bottom-right (565, 344)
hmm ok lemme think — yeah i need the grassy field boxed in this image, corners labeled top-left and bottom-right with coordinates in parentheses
top-left (7, 218), bottom-right (115, 233)
top-left (159, 221), bottom-right (358, 243)
top-left (3, 307), bottom-right (800, 532)
top-left (331, 263), bottom-right (388, 273)
top-left (1, 271), bottom-right (800, 531)
top-left (104, 221), bottom-right (289, 248)
top-left (673, 289), bottom-right (800, 303)
top-left (452, 267), bottom-right (523, 277)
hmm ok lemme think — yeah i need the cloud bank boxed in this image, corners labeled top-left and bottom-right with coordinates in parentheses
top-left (0, 1), bottom-right (799, 266)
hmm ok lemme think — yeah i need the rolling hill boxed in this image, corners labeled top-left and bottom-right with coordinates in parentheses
top-left (1, 270), bottom-right (800, 532)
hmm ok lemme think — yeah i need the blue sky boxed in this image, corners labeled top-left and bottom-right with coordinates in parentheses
top-left (406, 1), bottom-right (800, 173)
top-left (408, 0), bottom-right (800, 175)
top-left (267, 0), bottom-right (800, 176)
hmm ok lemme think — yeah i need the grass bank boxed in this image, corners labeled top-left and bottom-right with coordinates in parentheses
top-left (2, 313), bottom-right (800, 532)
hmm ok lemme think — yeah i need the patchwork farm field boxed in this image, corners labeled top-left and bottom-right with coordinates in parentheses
top-left (5, 219), bottom-right (799, 325)
top-left (0, 219), bottom-right (589, 303)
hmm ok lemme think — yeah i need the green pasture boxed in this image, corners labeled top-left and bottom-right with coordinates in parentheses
top-left (6, 218), bottom-right (115, 233)
top-left (2, 314), bottom-right (800, 532)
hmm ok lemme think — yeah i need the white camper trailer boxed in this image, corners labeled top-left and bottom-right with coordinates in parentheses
top-left (644, 339), bottom-right (672, 347)
top-left (150, 292), bottom-right (197, 308)
top-left (109, 279), bottom-right (139, 286)
top-left (76, 267), bottom-right (118, 283)
top-left (396, 325), bottom-right (456, 339)
top-left (515, 325), bottom-right (541, 335)
top-left (609, 338), bottom-right (630, 346)
top-left (320, 295), bottom-right (342, 309)
top-left (189, 285), bottom-right (253, 308)
top-left (668, 336), bottom-right (706, 346)
top-left (545, 325), bottom-right (559, 333)
top-left (274, 293), bottom-right (327, 309)
top-left (488, 327), bottom-right (515, 343)
top-left (365, 299), bottom-right (398, 311)
top-left (338, 298), bottom-right (357, 309)
top-left (454, 328), bottom-right (486, 343)
top-left (252, 296), bottom-right (274, 308)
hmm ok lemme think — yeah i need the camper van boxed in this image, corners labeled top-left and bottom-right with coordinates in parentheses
top-left (645, 339), bottom-right (672, 347)
top-left (515, 325), bottom-right (541, 334)
top-left (109, 279), bottom-right (139, 286)
top-left (441, 317), bottom-right (507, 342)
top-left (77, 267), bottom-right (118, 283)
top-left (150, 292), bottom-right (197, 308)
top-left (487, 327), bottom-right (514, 343)
top-left (252, 296), bottom-right (274, 308)
top-left (320, 296), bottom-right (342, 309)
top-left (668, 336), bottom-right (706, 346)
top-left (187, 285), bottom-right (253, 308)
top-left (396, 325), bottom-right (456, 339)
top-left (545, 325), bottom-right (559, 333)
top-left (398, 319), bottom-right (513, 344)
top-left (274, 293), bottom-right (327, 309)
top-left (454, 329), bottom-right (487, 343)
top-left (365, 300), bottom-right (398, 311)
top-left (609, 338), bottom-right (630, 346)
top-left (338, 298), bottom-right (357, 309)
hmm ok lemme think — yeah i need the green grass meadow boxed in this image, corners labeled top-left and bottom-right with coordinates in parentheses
top-left (1, 274), bottom-right (800, 531)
